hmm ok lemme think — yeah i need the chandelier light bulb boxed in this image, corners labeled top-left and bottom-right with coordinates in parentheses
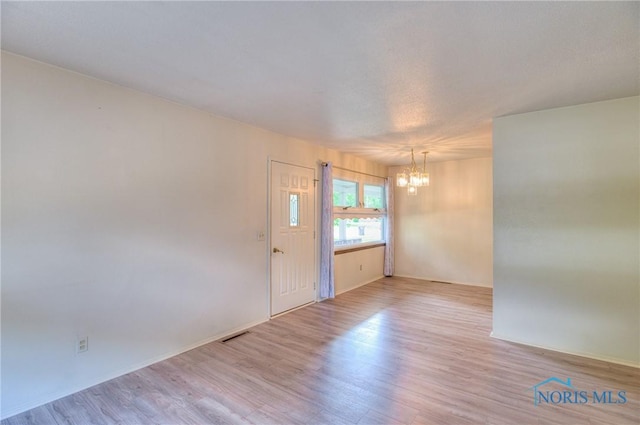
top-left (396, 148), bottom-right (432, 194)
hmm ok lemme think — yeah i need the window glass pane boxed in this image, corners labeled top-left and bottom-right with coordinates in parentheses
top-left (334, 217), bottom-right (384, 247)
top-left (333, 179), bottom-right (357, 207)
top-left (364, 184), bottom-right (384, 209)
top-left (290, 193), bottom-right (299, 227)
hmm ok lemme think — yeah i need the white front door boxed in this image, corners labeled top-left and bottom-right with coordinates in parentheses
top-left (270, 161), bottom-right (316, 316)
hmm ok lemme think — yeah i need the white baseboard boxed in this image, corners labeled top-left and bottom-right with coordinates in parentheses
top-left (393, 274), bottom-right (493, 288)
top-left (1, 317), bottom-right (270, 420)
top-left (335, 275), bottom-right (384, 296)
top-left (490, 331), bottom-right (640, 369)
top-left (271, 301), bottom-right (315, 318)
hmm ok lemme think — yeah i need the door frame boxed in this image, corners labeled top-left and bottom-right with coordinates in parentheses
top-left (267, 158), bottom-right (319, 317)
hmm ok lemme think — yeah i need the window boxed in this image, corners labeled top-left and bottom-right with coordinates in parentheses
top-left (334, 217), bottom-right (384, 246)
top-left (332, 177), bottom-right (386, 250)
top-left (364, 184), bottom-right (384, 209)
top-left (333, 179), bottom-right (357, 208)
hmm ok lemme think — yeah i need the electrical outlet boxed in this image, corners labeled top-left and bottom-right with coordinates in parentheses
top-left (256, 231), bottom-right (265, 241)
top-left (77, 336), bottom-right (89, 354)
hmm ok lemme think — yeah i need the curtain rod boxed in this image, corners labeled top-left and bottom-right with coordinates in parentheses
top-left (320, 162), bottom-right (387, 180)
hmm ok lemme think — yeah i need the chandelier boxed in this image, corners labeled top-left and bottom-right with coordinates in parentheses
top-left (396, 149), bottom-right (430, 195)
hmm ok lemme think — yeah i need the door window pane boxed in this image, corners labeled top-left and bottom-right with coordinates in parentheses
top-left (290, 193), bottom-right (299, 227)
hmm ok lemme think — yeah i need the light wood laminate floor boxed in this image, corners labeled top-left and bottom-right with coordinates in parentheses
top-left (3, 277), bottom-right (639, 424)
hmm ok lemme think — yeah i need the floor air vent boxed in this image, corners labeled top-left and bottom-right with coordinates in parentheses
top-left (221, 331), bottom-right (250, 343)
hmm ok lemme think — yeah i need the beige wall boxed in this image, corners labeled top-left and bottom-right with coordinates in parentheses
top-left (0, 52), bottom-right (387, 418)
top-left (493, 96), bottom-right (639, 366)
top-left (391, 157), bottom-right (493, 287)
top-left (334, 246), bottom-right (385, 294)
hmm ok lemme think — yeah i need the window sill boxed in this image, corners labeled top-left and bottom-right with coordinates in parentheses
top-left (334, 242), bottom-right (386, 255)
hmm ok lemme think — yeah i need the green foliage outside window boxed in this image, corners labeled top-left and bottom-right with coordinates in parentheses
top-left (333, 192), bottom-right (356, 207)
top-left (364, 195), bottom-right (383, 208)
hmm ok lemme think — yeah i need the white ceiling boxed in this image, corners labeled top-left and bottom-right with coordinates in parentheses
top-left (2, 1), bottom-right (638, 165)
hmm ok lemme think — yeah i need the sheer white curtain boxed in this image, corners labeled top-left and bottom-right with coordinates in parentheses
top-left (320, 162), bottom-right (335, 298)
top-left (384, 177), bottom-right (395, 276)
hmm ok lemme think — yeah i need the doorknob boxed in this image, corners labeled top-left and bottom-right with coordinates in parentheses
top-left (273, 247), bottom-right (285, 254)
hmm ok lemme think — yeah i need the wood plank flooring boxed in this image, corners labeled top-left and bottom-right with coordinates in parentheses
top-left (3, 277), bottom-right (639, 424)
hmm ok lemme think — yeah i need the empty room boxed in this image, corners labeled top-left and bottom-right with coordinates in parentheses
top-left (1, 2), bottom-right (638, 424)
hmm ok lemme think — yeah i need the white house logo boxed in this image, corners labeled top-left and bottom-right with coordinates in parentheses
top-left (529, 377), bottom-right (627, 406)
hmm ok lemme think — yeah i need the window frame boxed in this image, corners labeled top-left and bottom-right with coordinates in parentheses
top-left (332, 176), bottom-right (387, 252)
